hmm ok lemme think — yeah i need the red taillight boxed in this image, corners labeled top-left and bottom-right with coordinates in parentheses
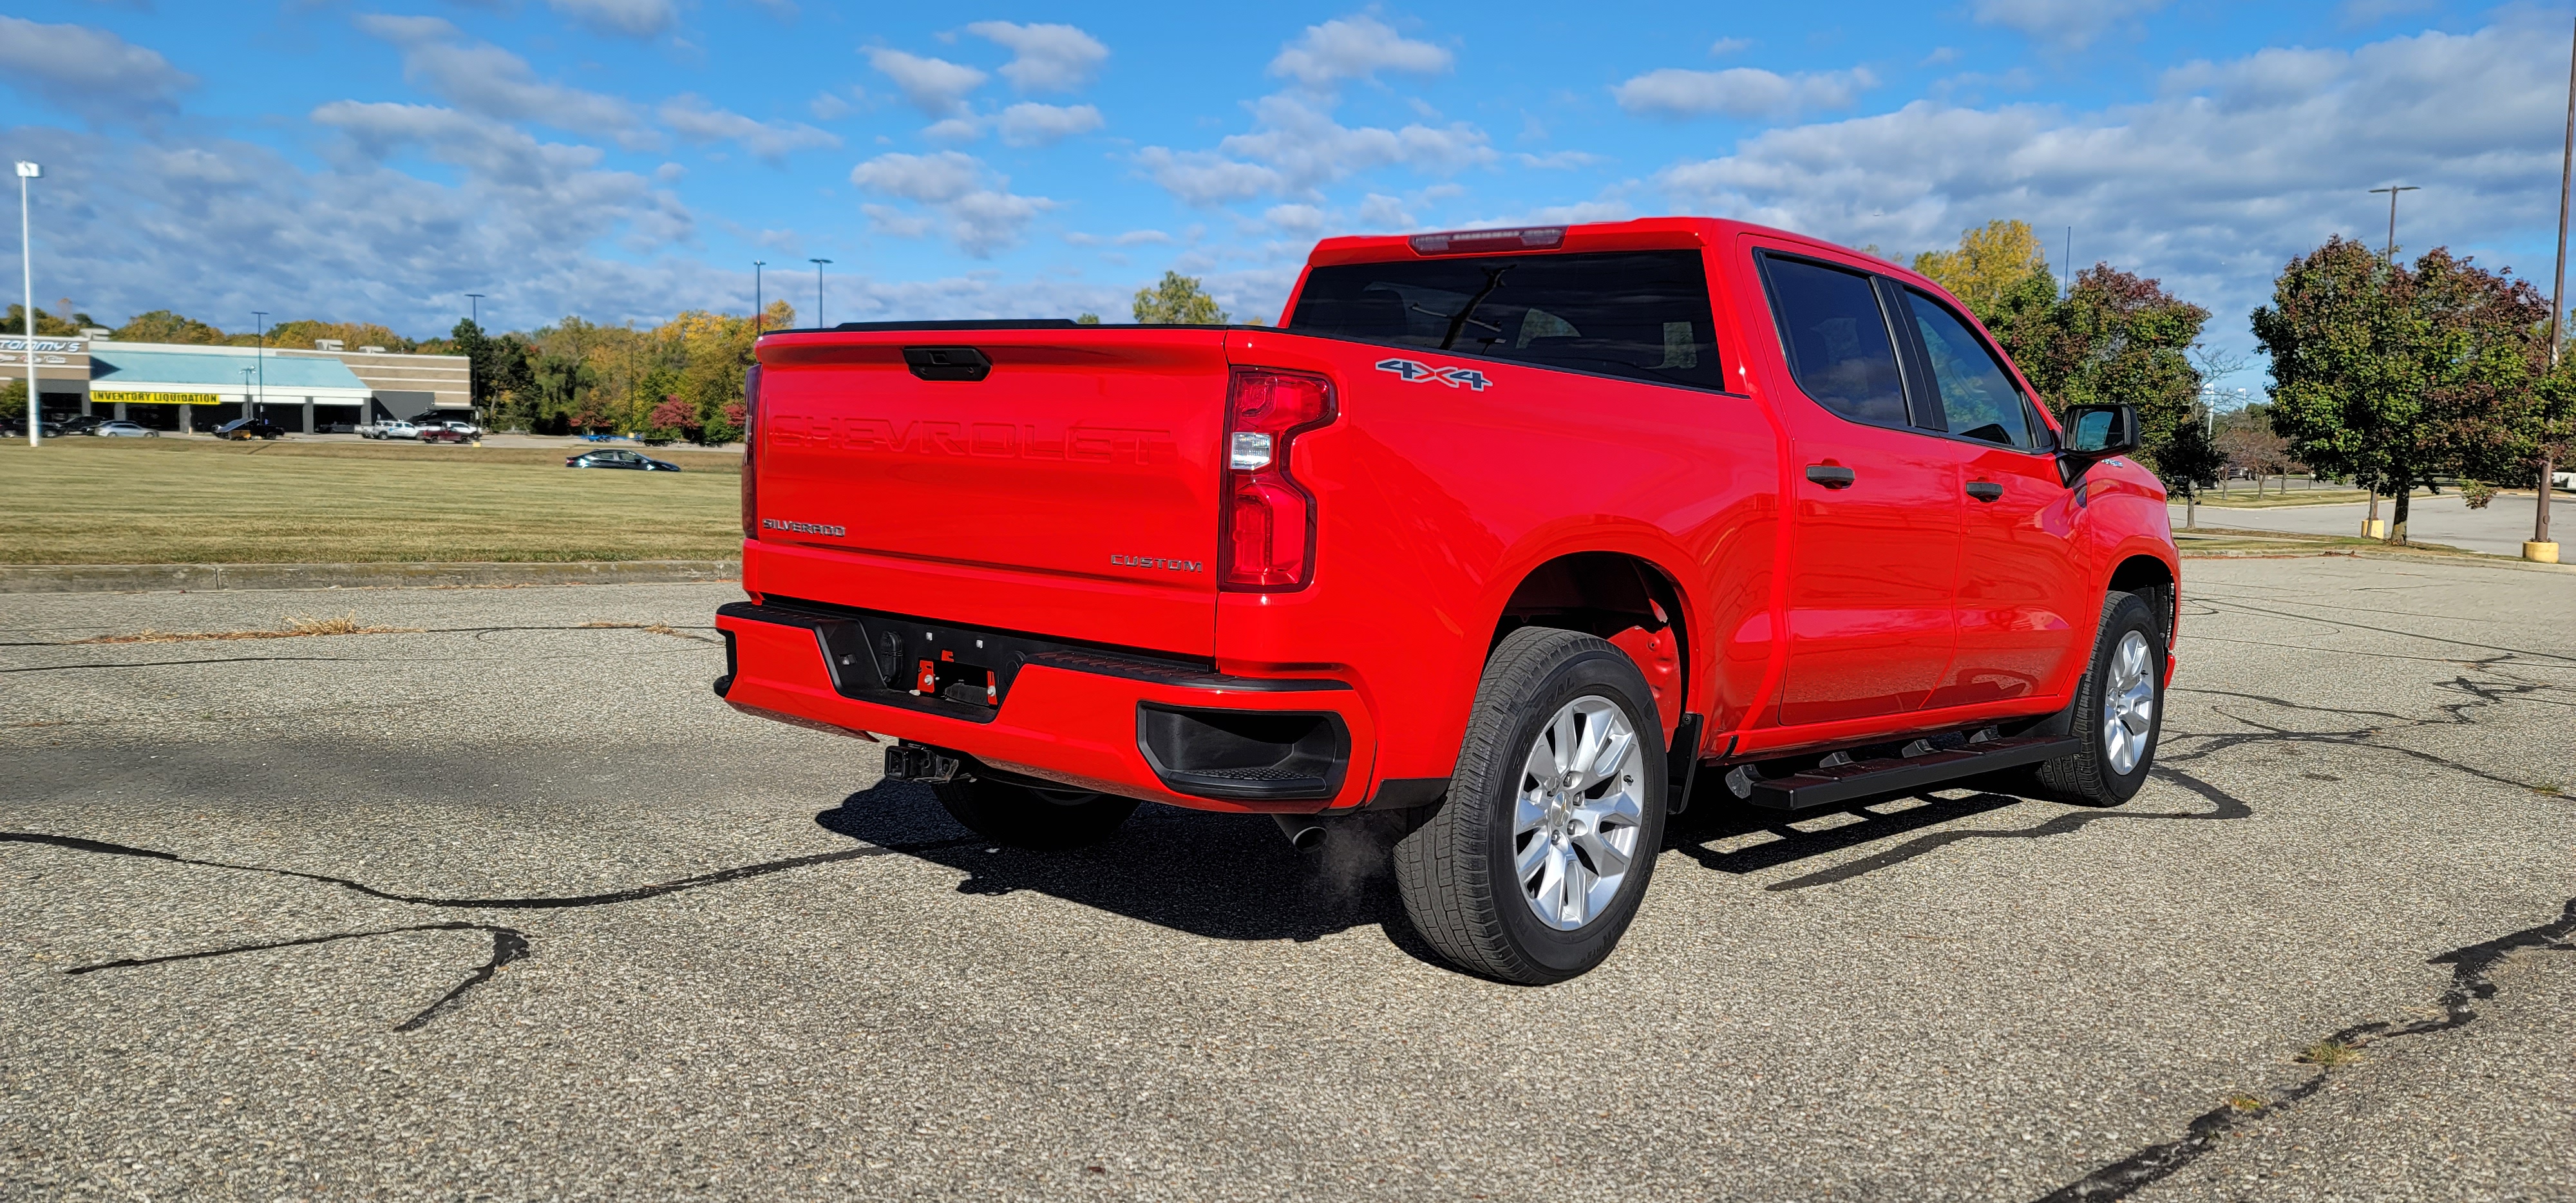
top-left (1220, 368), bottom-right (1334, 591)
top-left (739, 362), bottom-right (762, 539)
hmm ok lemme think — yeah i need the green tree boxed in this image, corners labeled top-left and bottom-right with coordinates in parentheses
top-left (5, 303), bottom-right (97, 336)
top-left (2007, 265), bottom-right (2218, 506)
top-left (112, 310), bottom-right (227, 343)
top-left (1130, 272), bottom-right (1226, 324)
top-left (1075, 312), bottom-right (1102, 325)
top-left (2253, 238), bottom-right (2550, 544)
top-left (1913, 220), bottom-right (2053, 321)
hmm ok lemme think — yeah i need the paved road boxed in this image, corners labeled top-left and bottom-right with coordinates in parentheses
top-left (3, 561), bottom-right (2570, 1200)
top-left (2171, 491), bottom-right (2565, 558)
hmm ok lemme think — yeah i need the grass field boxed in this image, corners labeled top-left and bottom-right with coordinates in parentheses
top-left (0, 437), bottom-right (739, 564)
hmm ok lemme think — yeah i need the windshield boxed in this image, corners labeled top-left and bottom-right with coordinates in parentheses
top-left (1286, 250), bottom-right (1727, 391)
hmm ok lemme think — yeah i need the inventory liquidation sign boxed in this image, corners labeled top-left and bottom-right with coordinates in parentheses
top-left (93, 390), bottom-right (220, 406)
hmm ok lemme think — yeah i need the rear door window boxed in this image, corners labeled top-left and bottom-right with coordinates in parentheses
top-left (1287, 250), bottom-right (1727, 391)
top-left (1757, 255), bottom-right (1909, 428)
top-left (1902, 290), bottom-right (2038, 450)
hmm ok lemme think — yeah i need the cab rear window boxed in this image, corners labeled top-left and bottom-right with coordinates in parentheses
top-left (1287, 250), bottom-right (1728, 391)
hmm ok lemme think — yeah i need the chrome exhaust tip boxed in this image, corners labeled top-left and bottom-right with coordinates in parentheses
top-left (1271, 813), bottom-right (1327, 851)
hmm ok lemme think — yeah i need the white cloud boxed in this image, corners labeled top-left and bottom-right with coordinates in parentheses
top-left (1269, 15), bottom-right (1452, 88)
top-left (850, 151), bottom-right (983, 203)
top-left (1652, 21), bottom-right (2568, 359)
top-left (996, 102), bottom-right (1103, 147)
top-left (864, 48), bottom-right (987, 117)
top-left (848, 151), bottom-right (1052, 256)
top-left (658, 95), bottom-right (840, 162)
top-left (547, 0), bottom-right (679, 39)
top-left (1613, 66), bottom-right (1877, 118)
top-left (0, 120), bottom-right (1133, 338)
top-left (1517, 150), bottom-right (1611, 170)
top-left (808, 90), bottom-right (854, 120)
top-left (0, 16), bottom-right (196, 122)
top-left (965, 21), bottom-right (1109, 93)
top-left (1709, 37), bottom-right (1752, 55)
top-left (1972, 0), bottom-right (2168, 51)
top-left (1265, 204), bottom-right (1326, 234)
top-left (1139, 92), bottom-right (1492, 205)
top-left (354, 15), bottom-right (652, 147)
top-left (922, 117), bottom-right (983, 142)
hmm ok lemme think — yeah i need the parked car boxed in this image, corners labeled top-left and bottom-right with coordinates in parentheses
top-left (566, 448), bottom-right (680, 471)
top-left (714, 216), bottom-right (2181, 983)
top-left (0, 417), bottom-right (63, 439)
top-left (417, 425), bottom-right (473, 443)
top-left (357, 420), bottom-right (419, 440)
top-left (214, 416), bottom-right (287, 441)
top-left (93, 421), bottom-right (157, 437)
top-left (56, 414), bottom-right (104, 436)
top-left (408, 415), bottom-right (482, 437)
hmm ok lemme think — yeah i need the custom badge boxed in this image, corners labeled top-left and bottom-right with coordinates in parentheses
top-left (1374, 358), bottom-right (1493, 391)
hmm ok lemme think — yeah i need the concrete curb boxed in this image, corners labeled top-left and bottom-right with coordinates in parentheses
top-left (0, 560), bottom-right (741, 594)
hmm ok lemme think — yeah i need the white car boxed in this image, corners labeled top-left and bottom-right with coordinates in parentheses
top-left (359, 421), bottom-right (419, 440)
top-left (95, 421), bottom-right (156, 437)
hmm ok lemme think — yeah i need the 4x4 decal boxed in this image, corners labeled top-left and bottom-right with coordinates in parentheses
top-left (1374, 358), bottom-right (1493, 392)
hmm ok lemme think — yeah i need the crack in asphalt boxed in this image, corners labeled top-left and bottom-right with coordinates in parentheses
top-left (0, 656), bottom-right (359, 673)
top-left (2032, 898), bottom-right (2576, 1202)
top-left (67, 920), bottom-right (530, 1034)
top-left (7, 831), bottom-right (978, 1030)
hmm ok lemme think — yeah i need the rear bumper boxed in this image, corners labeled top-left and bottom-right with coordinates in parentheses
top-left (714, 600), bottom-right (1381, 813)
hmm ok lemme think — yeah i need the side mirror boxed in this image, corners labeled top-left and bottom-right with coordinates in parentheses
top-left (2061, 403), bottom-right (2139, 455)
top-left (2056, 403), bottom-right (2139, 487)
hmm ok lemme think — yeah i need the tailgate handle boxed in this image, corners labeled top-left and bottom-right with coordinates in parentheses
top-left (903, 346), bottom-right (992, 382)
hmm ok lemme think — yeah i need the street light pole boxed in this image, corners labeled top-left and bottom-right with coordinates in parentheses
top-left (753, 261), bottom-right (766, 334)
top-left (810, 258), bottom-right (831, 329)
top-left (2360, 184), bottom-right (2420, 540)
top-left (2368, 185), bottom-right (2419, 263)
top-left (2538, 17), bottom-right (2575, 560)
top-left (15, 160), bottom-right (36, 448)
top-left (252, 310), bottom-right (267, 421)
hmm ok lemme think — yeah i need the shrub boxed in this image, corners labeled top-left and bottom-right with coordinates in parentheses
top-left (2459, 478), bottom-right (2497, 509)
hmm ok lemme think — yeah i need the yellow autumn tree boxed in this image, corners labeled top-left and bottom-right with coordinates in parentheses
top-left (1913, 220), bottom-right (2054, 319)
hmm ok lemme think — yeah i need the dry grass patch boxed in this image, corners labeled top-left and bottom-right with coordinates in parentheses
top-left (2, 437), bottom-right (737, 564)
top-left (2295, 1039), bottom-right (2365, 1068)
top-left (71, 611), bottom-right (421, 644)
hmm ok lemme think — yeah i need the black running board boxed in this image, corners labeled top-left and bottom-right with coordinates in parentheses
top-left (1747, 736), bottom-right (2078, 812)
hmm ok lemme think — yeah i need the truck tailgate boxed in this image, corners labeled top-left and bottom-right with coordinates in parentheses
top-left (748, 328), bottom-right (1229, 657)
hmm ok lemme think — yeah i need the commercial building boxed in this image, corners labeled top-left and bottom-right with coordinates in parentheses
top-left (6, 332), bottom-right (470, 433)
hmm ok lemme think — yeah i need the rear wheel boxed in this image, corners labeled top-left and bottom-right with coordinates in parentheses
top-left (1393, 627), bottom-right (1667, 984)
top-left (2033, 590), bottom-right (2164, 806)
top-left (933, 777), bottom-right (1137, 850)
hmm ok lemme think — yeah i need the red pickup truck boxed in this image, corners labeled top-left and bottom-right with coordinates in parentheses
top-left (714, 217), bottom-right (2178, 983)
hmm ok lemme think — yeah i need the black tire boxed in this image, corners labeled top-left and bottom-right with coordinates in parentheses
top-left (933, 777), bottom-right (1137, 850)
top-left (2032, 591), bottom-right (2165, 806)
top-left (1392, 627), bottom-right (1669, 985)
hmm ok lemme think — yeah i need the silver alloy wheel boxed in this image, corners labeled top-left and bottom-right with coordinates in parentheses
top-left (2102, 629), bottom-right (2157, 774)
top-left (1511, 696), bottom-right (1649, 931)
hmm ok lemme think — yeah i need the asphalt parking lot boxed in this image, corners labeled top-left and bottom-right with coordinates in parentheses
top-left (3, 556), bottom-right (2571, 1201)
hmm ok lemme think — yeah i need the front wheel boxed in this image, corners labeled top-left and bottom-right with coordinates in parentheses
top-left (1393, 627), bottom-right (1667, 984)
top-left (2033, 590), bottom-right (2166, 806)
top-left (932, 777), bottom-right (1137, 850)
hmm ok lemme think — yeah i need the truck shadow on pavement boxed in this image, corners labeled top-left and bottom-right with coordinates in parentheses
top-left (813, 781), bottom-right (1448, 964)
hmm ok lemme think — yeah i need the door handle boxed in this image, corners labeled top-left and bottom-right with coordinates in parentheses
top-left (1805, 465), bottom-right (1856, 489)
top-left (1965, 480), bottom-right (2004, 502)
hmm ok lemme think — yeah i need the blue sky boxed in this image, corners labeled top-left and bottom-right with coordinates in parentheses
top-left (1, 1), bottom-right (2569, 377)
